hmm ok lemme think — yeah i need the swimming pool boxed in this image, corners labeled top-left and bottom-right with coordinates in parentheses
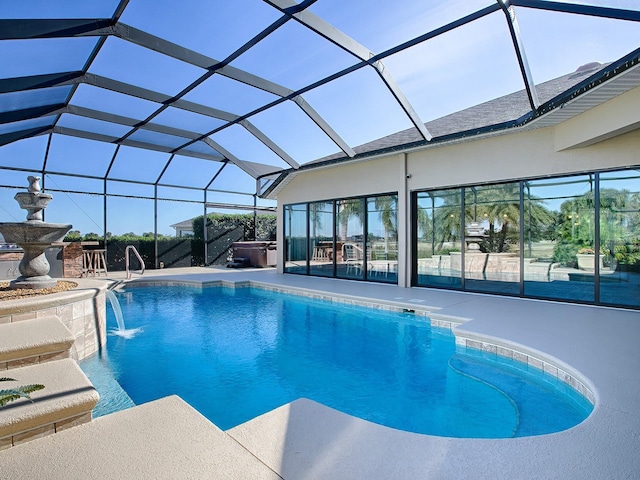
top-left (81, 285), bottom-right (592, 438)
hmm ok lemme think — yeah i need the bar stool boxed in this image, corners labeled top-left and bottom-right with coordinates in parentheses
top-left (82, 250), bottom-right (93, 277)
top-left (92, 249), bottom-right (107, 276)
top-left (82, 249), bottom-right (108, 277)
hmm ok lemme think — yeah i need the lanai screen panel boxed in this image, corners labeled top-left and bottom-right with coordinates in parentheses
top-left (0, 0), bottom-right (638, 192)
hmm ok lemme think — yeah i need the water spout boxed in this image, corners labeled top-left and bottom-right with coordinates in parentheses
top-left (106, 290), bottom-right (142, 339)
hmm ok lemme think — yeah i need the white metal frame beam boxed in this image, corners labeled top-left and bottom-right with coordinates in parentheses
top-left (264, 0), bottom-right (432, 141)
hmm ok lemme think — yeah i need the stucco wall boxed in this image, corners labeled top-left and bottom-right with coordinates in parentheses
top-left (276, 86), bottom-right (640, 284)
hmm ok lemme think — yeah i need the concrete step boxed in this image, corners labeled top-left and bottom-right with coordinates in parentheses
top-left (0, 358), bottom-right (99, 449)
top-left (0, 395), bottom-right (282, 479)
top-left (0, 316), bottom-right (75, 369)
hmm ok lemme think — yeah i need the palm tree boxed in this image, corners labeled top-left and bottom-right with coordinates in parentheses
top-left (428, 191), bottom-right (463, 252)
top-left (373, 195), bottom-right (398, 257)
top-left (419, 186), bottom-right (553, 254)
top-left (469, 185), bottom-right (520, 253)
top-left (336, 198), bottom-right (364, 242)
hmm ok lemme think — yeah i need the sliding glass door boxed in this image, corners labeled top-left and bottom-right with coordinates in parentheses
top-left (413, 168), bottom-right (640, 309)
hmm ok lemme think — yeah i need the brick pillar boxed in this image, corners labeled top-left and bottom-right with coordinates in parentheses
top-left (0, 252), bottom-right (23, 262)
top-left (62, 242), bottom-right (84, 278)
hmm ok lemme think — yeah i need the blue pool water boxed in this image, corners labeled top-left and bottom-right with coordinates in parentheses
top-left (80, 286), bottom-right (592, 438)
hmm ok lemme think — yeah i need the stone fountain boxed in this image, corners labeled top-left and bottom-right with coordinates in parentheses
top-left (0, 176), bottom-right (72, 289)
top-left (465, 222), bottom-right (486, 251)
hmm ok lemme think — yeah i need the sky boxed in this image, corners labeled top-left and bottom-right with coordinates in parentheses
top-left (1, 0), bottom-right (639, 236)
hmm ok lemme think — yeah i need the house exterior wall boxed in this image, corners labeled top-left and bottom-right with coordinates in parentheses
top-left (276, 85), bottom-right (640, 287)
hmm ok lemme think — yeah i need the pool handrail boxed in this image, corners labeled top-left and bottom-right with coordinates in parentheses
top-left (125, 245), bottom-right (145, 279)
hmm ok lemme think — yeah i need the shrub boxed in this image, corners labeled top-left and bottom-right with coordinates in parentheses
top-left (552, 242), bottom-right (579, 267)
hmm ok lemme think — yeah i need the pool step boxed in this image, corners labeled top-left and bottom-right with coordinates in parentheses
top-left (1, 395), bottom-right (282, 479)
top-left (0, 358), bottom-right (99, 450)
top-left (0, 316), bottom-right (75, 370)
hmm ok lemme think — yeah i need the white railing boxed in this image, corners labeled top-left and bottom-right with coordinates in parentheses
top-left (125, 245), bottom-right (145, 280)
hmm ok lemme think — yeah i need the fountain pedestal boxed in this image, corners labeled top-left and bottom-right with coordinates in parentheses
top-left (465, 222), bottom-right (486, 252)
top-left (7, 239), bottom-right (65, 289)
top-left (0, 176), bottom-right (72, 290)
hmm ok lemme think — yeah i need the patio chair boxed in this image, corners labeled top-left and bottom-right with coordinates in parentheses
top-left (312, 244), bottom-right (330, 262)
top-left (343, 243), bottom-right (363, 275)
top-left (368, 249), bottom-right (398, 277)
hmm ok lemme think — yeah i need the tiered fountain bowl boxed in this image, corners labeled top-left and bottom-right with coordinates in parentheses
top-left (0, 176), bottom-right (71, 289)
top-left (465, 222), bottom-right (486, 251)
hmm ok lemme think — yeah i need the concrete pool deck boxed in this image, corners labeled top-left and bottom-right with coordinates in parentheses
top-left (2, 267), bottom-right (639, 478)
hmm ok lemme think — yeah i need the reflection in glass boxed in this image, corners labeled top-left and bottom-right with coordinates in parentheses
top-left (415, 190), bottom-right (462, 288)
top-left (523, 175), bottom-right (595, 303)
top-left (309, 201), bottom-right (334, 277)
top-left (284, 204), bottom-right (307, 274)
top-left (367, 195), bottom-right (398, 283)
top-left (465, 183), bottom-right (520, 295)
top-left (285, 194), bottom-right (398, 284)
top-left (336, 198), bottom-right (365, 280)
top-left (599, 170), bottom-right (640, 308)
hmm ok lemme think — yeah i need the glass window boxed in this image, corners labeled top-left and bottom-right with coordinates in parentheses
top-left (336, 198), bottom-right (365, 280)
top-left (367, 195), bottom-right (398, 283)
top-left (599, 170), bottom-right (640, 308)
top-left (464, 183), bottom-right (521, 295)
top-left (309, 201), bottom-right (334, 277)
top-left (284, 194), bottom-right (398, 284)
top-left (415, 189), bottom-right (463, 289)
top-left (284, 203), bottom-right (307, 274)
top-left (523, 175), bottom-right (595, 303)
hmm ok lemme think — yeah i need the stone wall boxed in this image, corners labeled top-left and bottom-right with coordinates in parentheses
top-left (0, 283), bottom-right (107, 361)
top-left (0, 252), bottom-right (23, 262)
top-left (62, 242), bottom-right (84, 278)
